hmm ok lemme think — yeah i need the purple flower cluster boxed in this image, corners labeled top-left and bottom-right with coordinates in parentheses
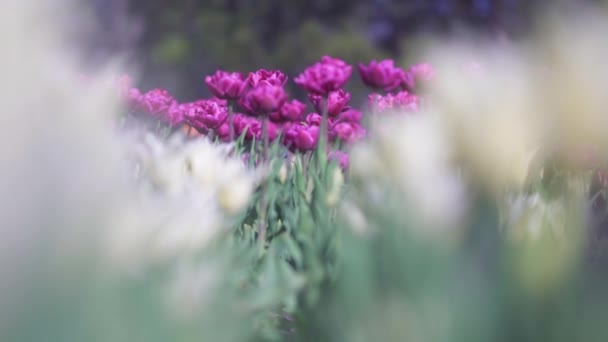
top-left (119, 57), bottom-right (433, 169)
top-left (358, 60), bottom-right (433, 113)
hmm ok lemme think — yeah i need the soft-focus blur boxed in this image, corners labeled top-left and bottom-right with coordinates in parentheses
top-left (5, 0), bottom-right (608, 341)
top-left (0, 1), bottom-right (253, 340)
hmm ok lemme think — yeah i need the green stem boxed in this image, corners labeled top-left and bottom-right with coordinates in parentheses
top-left (263, 116), bottom-right (269, 162)
top-left (302, 152), bottom-right (309, 180)
top-left (318, 97), bottom-right (329, 171)
top-left (155, 118), bottom-right (162, 135)
top-left (228, 104), bottom-right (234, 141)
top-left (258, 116), bottom-right (269, 253)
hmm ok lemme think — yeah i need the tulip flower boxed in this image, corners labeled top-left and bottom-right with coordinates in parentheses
top-left (368, 91), bottom-right (420, 113)
top-left (284, 124), bottom-right (320, 151)
top-left (184, 99), bottom-right (228, 132)
top-left (294, 56), bottom-right (352, 95)
top-left (278, 99), bottom-right (307, 122)
top-left (135, 88), bottom-right (176, 118)
top-left (233, 114), bottom-right (262, 140)
top-left (205, 70), bottom-right (248, 99)
top-left (309, 89), bottom-right (351, 116)
top-left (239, 83), bottom-right (288, 116)
top-left (306, 113), bottom-right (322, 126)
top-left (331, 122), bottom-right (366, 143)
top-left (358, 59), bottom-right (405, 92)
top-left (248, 69), bottom-right (288, 87)
top-left (335, 108), bottom-right (362, 123)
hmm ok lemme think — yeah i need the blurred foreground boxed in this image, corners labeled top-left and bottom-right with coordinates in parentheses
top-left (3, 1), bottom-right (608, 341)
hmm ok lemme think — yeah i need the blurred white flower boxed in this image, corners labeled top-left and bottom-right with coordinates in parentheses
top-left (134, 133), bottom-right (254, 214)
top-left (326, 167), bottom-right (344, 207)
top-left (278, 162), bottom-right (288, 184)
top-left (107, 134), bottom-right (255, 271)
top-left (429, 45), bottom-right (543, 193)
top-left (0, 0), bottom-right (127, 277)
top-left (500, 188), bottom-right (585, 295)
top-left (350, 113), bottom-right (467, 233)
top-left (339, 200), bottom-right (370, 237)
top-left (0, 0), bottom-right (248, 335)
top-left (427, 13), bottom-right (608, 189)
top-left (535, 13), bottom-right (608, 167)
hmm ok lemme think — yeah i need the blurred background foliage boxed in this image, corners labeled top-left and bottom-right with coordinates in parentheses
top-left (86, 0), bottom-right (599, 102)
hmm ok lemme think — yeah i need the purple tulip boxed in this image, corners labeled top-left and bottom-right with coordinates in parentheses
top-left (205, 70), bottom-right (248, 99)
top-left (164, 103), bottom-right (187, 126)
top-left (335, 108), bottom-right (362, 123)
top-left (234, 114), bottom-right (262, 140)
top-left (239, 84), bottom-right (288, 116)
top-left (269, 99), bottom-right (306, 122)
top-left (267, 120), bottom-right (282, 141)
top-left (393, 91), bottom-right (420, 112)
top-left (278, 99), bottom-right (307, 122)
top-left (294, 56), bottom-right (352, 95)
top-left (216, 122), bottom-right (231, 141)
top-left (125, 88), bottom-right (142, 109)
top-left (284, 124), bottom-right (320, 152)
top-left (358, 59), bottom-right (405, 92)
top-left (331, 122), bottom-right (366, 143)
top-left (248, 69), bottom-right (288, 87)
top-left (306, 113), bottom-right (322, 126)
top-left (135, 88), bottom-right (176, 118)
top-left (308, 89), bottom-right (351, 116)
top-left (184, 99), bottom-right (228, 132)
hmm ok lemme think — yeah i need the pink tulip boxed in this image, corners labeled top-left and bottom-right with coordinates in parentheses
top-left (368, 91), bottom-right (419, 113)
top-left (294, 56), bottom-right (352, 95)
top-left (205, 70), bottom-right (248, 99)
